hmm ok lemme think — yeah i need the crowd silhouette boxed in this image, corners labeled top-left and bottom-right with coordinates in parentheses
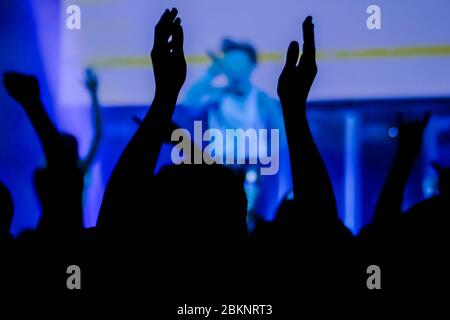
top-left (0, 8), bottom-right (449, 299)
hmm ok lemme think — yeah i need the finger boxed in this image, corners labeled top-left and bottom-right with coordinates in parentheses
top-left (155, 9), bottom-right (170, 30)
top-left (156, 9), bottom-right (180, 51)
top-left (283, 41), bottom-right (299, 69)
top-left (171, 19), bottom-right (184, 55)
top-left (166, 16), bottom-right (181, 47)
top-left (154, 9), bottom-right (175, 45)
top-left (302, 16), bottom-right (316, 59)
top-left (158, 8), bottom-right (178, 31)
top-left (157, 8), bottom-right (175, 26)
top-left (168, 8), bottom-right (178, 22)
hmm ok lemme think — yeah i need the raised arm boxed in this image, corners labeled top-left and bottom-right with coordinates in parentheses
top-left (80, 68), bottom-right (103, 174)
top-left (3, 72), bottom-right (68, 167)
top-left (97, 8), bottom-right (186, 229)
top-left (277, 17), bottom-right (337, 220)
top-left (372, 113), bottom-right (430, 227)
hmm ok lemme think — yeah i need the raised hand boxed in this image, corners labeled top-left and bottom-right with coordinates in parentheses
top-left (97, 8), bottom-right (187, 231)
top-left (3, 71), bottom-right (68, 168)
top-left (80, 68), bottom-right (103, 173)
top-left (151, 8), bottom-right (186, 101)
top-left (371, 112), bottom-right (431, 227)
top-left (276, 16), bottom-right (338, 222)
top-left (3, 72), bottom-right (41, 108)
top-left (277, 16), bottom-right (317, 107)
top-left (396, 112), bottom-right (430, 158)
top-left (84, 68), bottom-right (98, 95)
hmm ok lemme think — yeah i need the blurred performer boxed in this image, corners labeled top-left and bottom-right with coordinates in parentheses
top-left (182, 39), bottom-right (292, 227)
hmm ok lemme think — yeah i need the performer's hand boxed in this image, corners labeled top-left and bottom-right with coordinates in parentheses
top-left (151, 8), bottom-right (186, 100)
top-left (3, 72), bottom-right (41, 108)
top-left (277, 16), bottom-right (317, 107)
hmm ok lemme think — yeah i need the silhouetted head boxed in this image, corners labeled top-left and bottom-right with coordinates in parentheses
top-left (219, 38), bottom-right (257, 91)
top-left (432, 161), bottom-right (450, 196)
top-left (402, 161), bottom-right (450, 245)
top-left (33, 165), bottom-right (84, 234)
top-left (33, 132), bottom-right (84, 234)
top-left (33, 133), bottom-right (81, 218)
top-left (153, 164), bottom-right (248, 246)
top-left (0, 181), bottom-right (14, 235)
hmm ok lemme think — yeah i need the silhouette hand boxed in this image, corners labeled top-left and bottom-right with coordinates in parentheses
top-left (3, 72), bottom-right (41, 108)
top-left (151, 8), bottom-right (186, 100)
top-left (277, 16), bottom-right (317, 107)
top-left (84, 68), bottom-right (98, 94)
top-left (397, 112), bottom-right (430, 158)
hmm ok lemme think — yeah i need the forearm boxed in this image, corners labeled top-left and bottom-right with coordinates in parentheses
top-left (283, 102), bottom-right (337, 217)
top-left (99, 94), bottom-right (176, 229)
top-left (373, 153), bottom-right (416, 225)
top-left (91, 93), bottom-right (103, 146)
top-left (23, 99), bottom-right (66, 167)
top-left (81, 92), bottom-right (103, 172)
top-left (106, 94), bottom-right (176, 188)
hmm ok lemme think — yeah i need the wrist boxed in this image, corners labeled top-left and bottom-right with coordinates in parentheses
top-left (89, 89), bottom-right (98, 98)
top-left (154, 88), bottom-right (179, 105)
top-left (22, 97), bottom-right (42, 111)
top-left (91, 93), bottom-right (99, 104)
top-left (281, 101), bottom-right (307, 117)
top-left (280, 96), bottom-right (307, 108)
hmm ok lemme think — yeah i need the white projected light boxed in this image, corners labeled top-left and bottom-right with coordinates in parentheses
top-left (59, 0), bottom-right (450, 107)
